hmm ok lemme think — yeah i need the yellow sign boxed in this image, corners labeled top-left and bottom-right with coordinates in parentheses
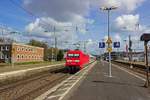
top-left (106, 37), bottom-right (112, 44)
top-left (107, 47), bottom-right (112, 52)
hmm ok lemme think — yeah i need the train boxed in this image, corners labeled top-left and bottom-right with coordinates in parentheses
top-left (65, 50), bottom-right (90, 73)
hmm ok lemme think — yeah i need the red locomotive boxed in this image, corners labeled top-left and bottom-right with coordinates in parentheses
top-left (65, 50), bottom-right (90, 73)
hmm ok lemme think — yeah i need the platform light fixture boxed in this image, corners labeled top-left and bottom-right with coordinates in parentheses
top-left (100, 6), bottom-right (117, 77)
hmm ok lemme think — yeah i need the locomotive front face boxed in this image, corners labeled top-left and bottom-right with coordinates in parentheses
top-left (65, 50), bottom-right (90, 74)
top-left (66, 53), bottom-right (80, 66)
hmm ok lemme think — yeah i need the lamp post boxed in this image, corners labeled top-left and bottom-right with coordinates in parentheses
top-left (100, 6), bottom-right (117, 77)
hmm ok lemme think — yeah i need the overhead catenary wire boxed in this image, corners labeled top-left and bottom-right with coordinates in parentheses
top-left (9, 0), bottom-right (37, 18)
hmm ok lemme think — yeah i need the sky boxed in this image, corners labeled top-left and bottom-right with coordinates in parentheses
top-left (0, 0), bottom-right (150, 54)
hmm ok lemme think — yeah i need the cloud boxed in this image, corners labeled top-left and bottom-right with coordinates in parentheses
top-left (23, 0), bottom-right (145, 19)
top-left (25, 17), bottom-right (93, 44)
top-left (114, 34), bottom-right (121, 42)
top-left (113, 14), bottom-right (147, 35)
top-left (99, 0), bottom-right (145, 12)
top-left (104, 35), bottom-right (108, 42)
top-left (114, 14), bottom-right (140, 32)
top-left (113, 14), bottom-right (149, 34)
top-left (22, 0), bottom-right (145, 53)
top-left (85, 39), bottom-right (100, 53)
top-left (23, 0), bottom-right (91, 22)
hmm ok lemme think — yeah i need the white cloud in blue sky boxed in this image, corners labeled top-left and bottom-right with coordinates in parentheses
top-left (99, 0), bottom-right (145, 12)
top-left (114, 14), bottom-right (140, 32)
top-left (0, 0), bottom-right (148, 53)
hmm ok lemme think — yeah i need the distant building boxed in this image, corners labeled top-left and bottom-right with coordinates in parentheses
top-left (103, 51), bottom-right (146, 62)
top-left (0, 43), bottom-right (44, 63)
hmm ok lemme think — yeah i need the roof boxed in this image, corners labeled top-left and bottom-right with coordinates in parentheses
top-left (12, 43), bottom-right (44, 49)
top-left (0, 42), bottom-right (44, 49)
top-left (67, 50), bottom-right (84, 54)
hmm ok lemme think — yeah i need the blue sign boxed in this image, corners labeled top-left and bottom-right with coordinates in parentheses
top-left (114, 42), bottom-right (120, 48)
top-left (99, 42), bottom-right (105, 48)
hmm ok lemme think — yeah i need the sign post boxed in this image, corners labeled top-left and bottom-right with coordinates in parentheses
top-left (106, 37), bottom-right (112, 77)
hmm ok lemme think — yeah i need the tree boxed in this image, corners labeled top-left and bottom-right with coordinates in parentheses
top-left (47, 47), bottom-right (59, 61)
top-left (57, 50), bottom-right (64, 61)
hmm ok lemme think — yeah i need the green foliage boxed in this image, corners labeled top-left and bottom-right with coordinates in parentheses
top-left (46, 47), bottom-right (59, 60)
top-left (57, 50), bottom-right (64, 61)
top-left (27, 39), bottom-right (64, 61)
top-left (27, 39), bottom-right (48, 48)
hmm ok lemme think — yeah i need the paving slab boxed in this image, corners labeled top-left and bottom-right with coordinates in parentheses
top-left (68, 61), bottom-right (150, 100)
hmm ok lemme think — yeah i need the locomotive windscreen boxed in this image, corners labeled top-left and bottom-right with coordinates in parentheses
top-left (67, 54), bottom-right (80, 58)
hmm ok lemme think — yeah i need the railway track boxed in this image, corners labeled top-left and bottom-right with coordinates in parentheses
top-left (112, 61), bottom-right (149, 76)
top-left (0, 66), bottom-right (70, 100)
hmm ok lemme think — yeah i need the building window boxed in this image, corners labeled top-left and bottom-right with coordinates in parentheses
top-left (5, 46), bottom-right (9, 51)
top-left (21, 47), bottom-right (24, 51)
top-left (1, 46), bottom-right (4, 51)
top-left (17, 48), bottom-right (20, 51)
top-left (0, 53), bottom-right (4, 59)
top-left (17, 55), bottom-right (20, 59)
top-left (3, 46), bottom-right (5, 51)
top-left (22, 55), bottom-right (24, 59)
top-left (5, 54), bottom-right (9, 59)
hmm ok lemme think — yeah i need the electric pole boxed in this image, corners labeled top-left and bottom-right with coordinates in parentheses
top-left (53, 26), bottom-right (58, 61)
top-left (129, 35), bottom-right (133, 68)
top-left (83, 41), bottom-right (86, 53)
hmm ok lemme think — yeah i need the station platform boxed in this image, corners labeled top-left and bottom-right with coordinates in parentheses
top-left (67, 61), bottom-right (150, 100)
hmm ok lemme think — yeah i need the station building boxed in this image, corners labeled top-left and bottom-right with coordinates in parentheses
top-left (0, 43), bottom-right (44, 63)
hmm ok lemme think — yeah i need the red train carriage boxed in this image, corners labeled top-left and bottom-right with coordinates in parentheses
top-left (65, 50), bottom-right (89, 73)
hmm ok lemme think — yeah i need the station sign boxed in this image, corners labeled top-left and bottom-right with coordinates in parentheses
top-left (114, 42), bottom-right (120, 48)
top-left (99, 42), bottom-right (105, 48)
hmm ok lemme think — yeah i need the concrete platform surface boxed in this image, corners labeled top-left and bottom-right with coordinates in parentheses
top-left (68, 61), bottom-right (150, 100)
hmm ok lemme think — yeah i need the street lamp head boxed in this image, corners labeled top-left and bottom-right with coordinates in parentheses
top-left (100, 7), bottom-right (107, 10)
top-left (123, 40), bottom-right (127, 42)
top-left (100, 6), bottom-right (118, 11)
top-left (44, 30), bottom-right (49, 32)
top-left (111, 6), bottom-right (118, 10)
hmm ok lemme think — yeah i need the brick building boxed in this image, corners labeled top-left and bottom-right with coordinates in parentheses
top-left (0, 43), bottom-right (44, 63)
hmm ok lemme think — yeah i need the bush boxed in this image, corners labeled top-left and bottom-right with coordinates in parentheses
top-left (57, 50), bottom-right (64, 61)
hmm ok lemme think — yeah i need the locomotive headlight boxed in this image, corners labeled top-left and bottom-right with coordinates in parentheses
top-left (67, 60), bottom-right (72, 62)
top-left (75, 60), bottom-right (80, 62)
